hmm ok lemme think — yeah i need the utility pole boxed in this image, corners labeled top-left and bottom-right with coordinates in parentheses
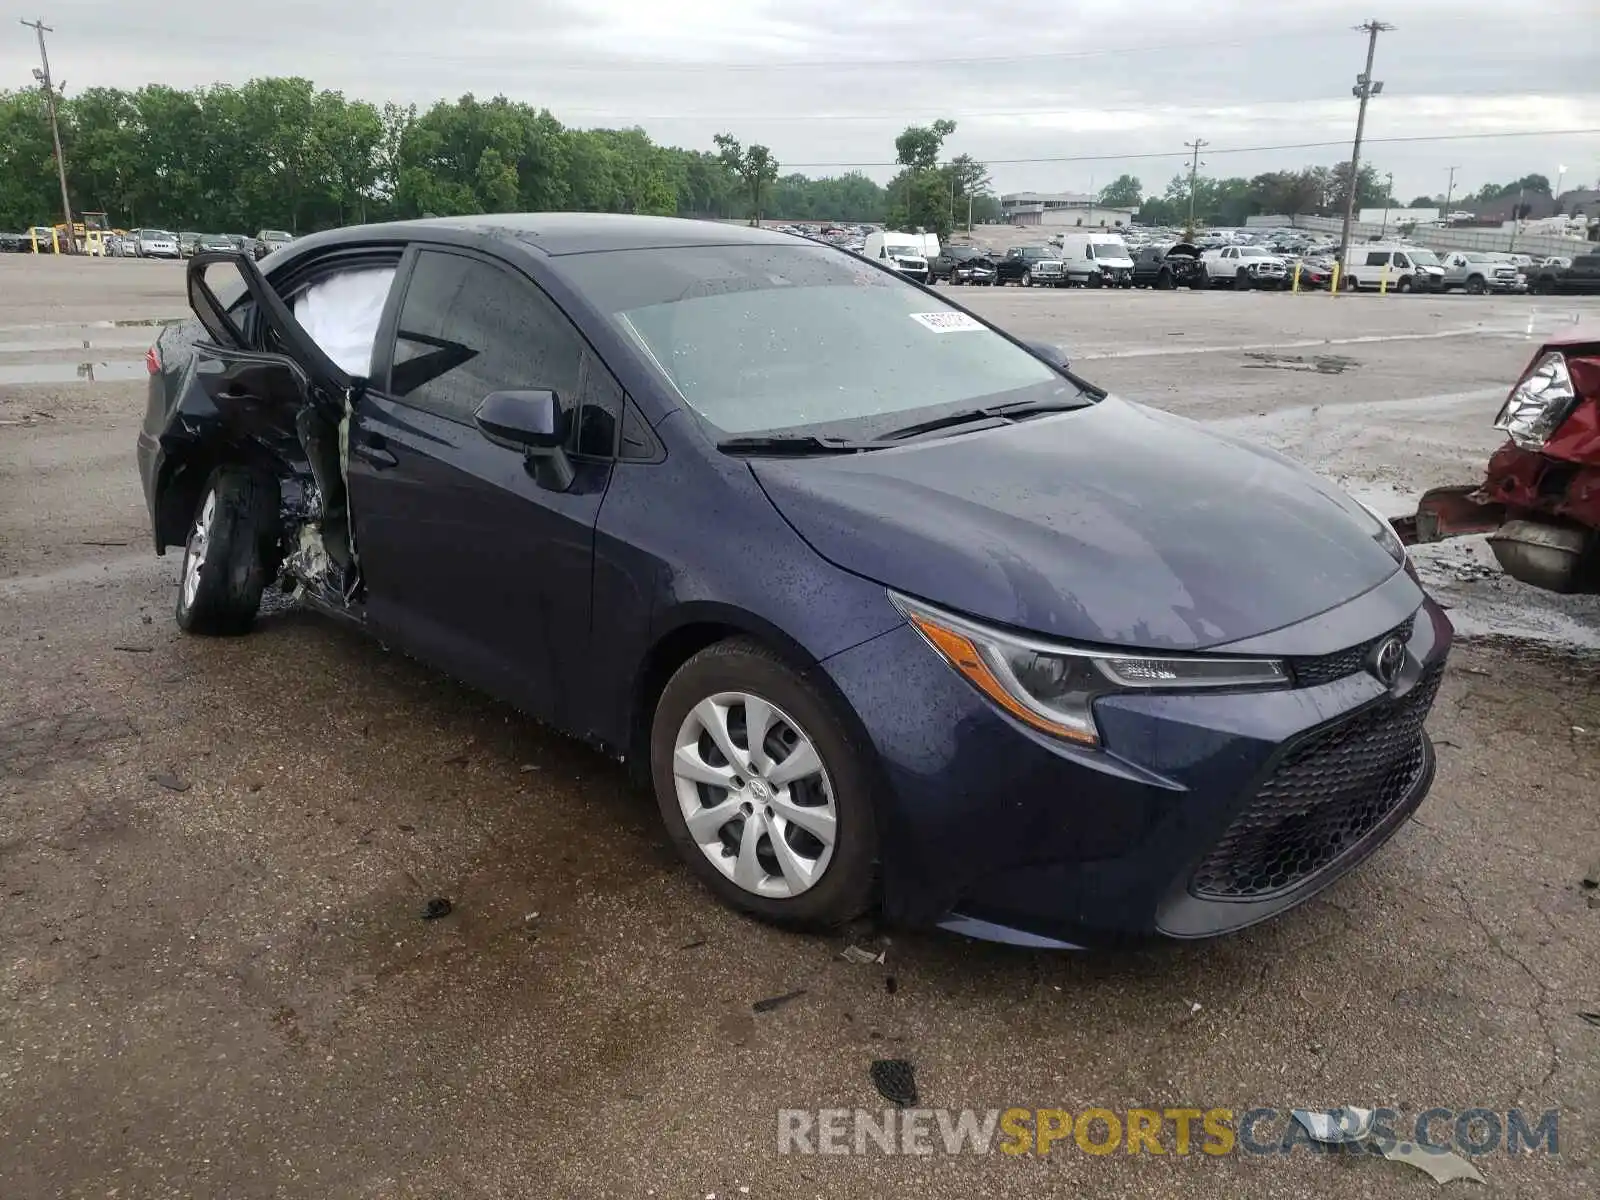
top-left (1442, 165), bottom-right (1458, 224)
top-left (1337, 19), bottom-right (1394, 260)
top-left (1184, 137), bottom-right (1208, 237)
top-left (1508, 186), bottom-right (1526, 253)
top-left (21, 18), bottom-right (75, 252)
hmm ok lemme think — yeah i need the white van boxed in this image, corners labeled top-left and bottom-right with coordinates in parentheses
top-left (862, 231), bottom-right (930, 283)
top-left (1341, 244), bottom-right (1446, 292)
top-left (1056, 233), bottom-right (1136, 288)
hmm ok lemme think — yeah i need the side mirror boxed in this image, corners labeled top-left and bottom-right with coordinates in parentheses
top-left (474, 389), bottom-right (574, 491)
top-left (1024, 339), bottom-right (1072, 371)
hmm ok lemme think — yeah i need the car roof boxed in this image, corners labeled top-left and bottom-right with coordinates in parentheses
top-left (291, 213), bottom-right (799, 257)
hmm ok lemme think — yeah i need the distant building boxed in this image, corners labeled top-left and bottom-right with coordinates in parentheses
top-left (1357, 205), bottom-right (1444, 225)
top-left (1468, 188), bottom-right (1600, 224)
top-left (1000, 192), bottom-right (1139, 228)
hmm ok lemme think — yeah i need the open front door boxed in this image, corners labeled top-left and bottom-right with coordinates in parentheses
top-left (186, 250), bottom-right (354, 399)
top-left (185, 250), bottom-right (365, 601)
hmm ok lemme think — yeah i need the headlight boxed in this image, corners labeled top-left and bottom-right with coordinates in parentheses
top-left (1495, 351), bottom-right (1579, 451)
top-left (1354, 499), bottom-right (1408, 566)
top-left (889, 593), bottom-right (1289, 746)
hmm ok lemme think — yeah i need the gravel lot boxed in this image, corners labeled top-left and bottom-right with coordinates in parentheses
top-left (2, 254), bottom-right (1598, 1199)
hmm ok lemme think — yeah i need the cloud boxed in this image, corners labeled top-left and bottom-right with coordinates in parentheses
top-left (4, 0), bottom-right (1596, 199)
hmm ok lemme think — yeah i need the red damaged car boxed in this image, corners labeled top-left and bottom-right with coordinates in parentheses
top-left (1401, 330), bottom-right (1600, 592)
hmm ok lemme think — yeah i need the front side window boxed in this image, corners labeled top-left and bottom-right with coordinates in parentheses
top-left (388, 250), bottom-right (585, 426)
top-left (561, 243), bottom-right (1077, 441)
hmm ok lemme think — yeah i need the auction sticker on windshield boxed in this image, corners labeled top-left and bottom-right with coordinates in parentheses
top-left (911, 311), bottom-right (984, 333)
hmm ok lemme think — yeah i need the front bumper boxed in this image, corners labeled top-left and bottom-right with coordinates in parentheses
top-left (824, 579), bottom-right (1451, 944)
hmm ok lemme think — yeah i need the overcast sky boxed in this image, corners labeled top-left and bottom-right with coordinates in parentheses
top-left (8, 0), bottom-right (1598, 202)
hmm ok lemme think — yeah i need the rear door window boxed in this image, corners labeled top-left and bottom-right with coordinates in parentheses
top-left (1365, 252), bottom-right (1390, 267)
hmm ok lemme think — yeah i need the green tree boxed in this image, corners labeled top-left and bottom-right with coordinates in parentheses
top-left (894, 119), bottom-right (956, 172)
top-left (713, 133), bottom-right (779, 225)
top-left (1099, 174), bottom-right (1142, 207)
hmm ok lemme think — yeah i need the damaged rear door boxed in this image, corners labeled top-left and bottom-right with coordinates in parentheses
top-left (186, 251), bottom-right (364, 597)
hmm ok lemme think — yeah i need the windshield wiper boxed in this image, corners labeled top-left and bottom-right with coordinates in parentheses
top-left (717, 433), bottom-right (882, 456)
top-left (872, 396), bottom-right (1090, 443)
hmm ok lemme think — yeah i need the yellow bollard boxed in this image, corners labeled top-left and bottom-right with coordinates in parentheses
top-left (1292, 262), bottom-right (1302, 294)
top-left (1330, 261), bottom-right (1342, 294)
top-left (1379, 264), bottom-right (1389, 296)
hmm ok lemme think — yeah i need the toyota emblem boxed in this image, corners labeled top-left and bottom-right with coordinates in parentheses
top-left (1371, 636), bottom-right (1406, 687)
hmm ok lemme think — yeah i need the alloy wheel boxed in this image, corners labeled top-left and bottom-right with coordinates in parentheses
top-left (672, 691), bottom-right (838, 898)
top-left (181, 488), bottom-right (216, 608)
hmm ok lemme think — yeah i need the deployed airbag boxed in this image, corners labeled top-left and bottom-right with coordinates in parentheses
top-left (292, 268), bottom-right (396, 378)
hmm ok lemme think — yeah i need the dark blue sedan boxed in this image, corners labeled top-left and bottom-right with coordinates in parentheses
top-left (136, 214), bottom-right (1450, 947)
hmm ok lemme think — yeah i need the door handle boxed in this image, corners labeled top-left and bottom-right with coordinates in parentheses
top-left (353, 443), bottom-right (398, 469)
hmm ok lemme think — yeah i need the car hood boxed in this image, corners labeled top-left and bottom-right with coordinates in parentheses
top-left (750, 398), bottom-right (1402, 651)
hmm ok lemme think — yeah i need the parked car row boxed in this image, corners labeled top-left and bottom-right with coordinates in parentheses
top-left (896, 233), bottom-right (1600, 297)
top-left (100, 228), bottom-right (296, 260)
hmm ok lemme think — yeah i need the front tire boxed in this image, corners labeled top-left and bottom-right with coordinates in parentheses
top-left (1466, 275), bottom-right (1486, 295)
top-left (175, 467), bottom-right (280, 635)
top-left (650, 639), bottom-right (878, 930)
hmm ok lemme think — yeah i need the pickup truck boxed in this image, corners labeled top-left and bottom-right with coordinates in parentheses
top-left (996, 245), bottom-right (1067, 287)
top-left (1525, 253), bottom-right (1600, 296)
top-left (930, 245), bottom-right (995, 284)
top-left (1438, 252), bottom-right (1522, 294)
top-left (1131, 242), bottom-right (1205, 289)
top-left (1199, 245), bottom-right (1288, 289)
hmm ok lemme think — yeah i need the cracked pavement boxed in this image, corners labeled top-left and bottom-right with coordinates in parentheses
top-left (1, 255), bottom-right (1598, 1198)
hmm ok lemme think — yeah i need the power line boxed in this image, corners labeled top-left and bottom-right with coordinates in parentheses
top-left (775, 128), bottom-right (1600, 170)
top-left (266, 29), bottom-right (1345, 73)
top-left (545, 84), bottom-right (1558, 123)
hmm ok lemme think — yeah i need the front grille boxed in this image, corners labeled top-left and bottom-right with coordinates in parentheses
top-left (1189, 661), bottom-right (1443, 900)
top-left (1289, 615), bottom-right (1416, 688)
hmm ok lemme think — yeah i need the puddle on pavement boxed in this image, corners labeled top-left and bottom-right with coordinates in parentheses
top-left (0, 360), bottom-right (149, 384)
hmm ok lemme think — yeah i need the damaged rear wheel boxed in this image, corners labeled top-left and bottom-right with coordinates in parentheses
top-left (176, 467), bottom-right (280, 635)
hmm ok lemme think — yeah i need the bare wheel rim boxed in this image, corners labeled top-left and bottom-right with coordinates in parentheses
top-left (181, 488), bottom-right (216, 607)
top-left (672, 690), bottom-right (838, 899)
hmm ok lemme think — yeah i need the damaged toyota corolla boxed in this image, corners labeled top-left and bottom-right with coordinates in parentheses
top-left (136, 214), bottom-right (1451, 947)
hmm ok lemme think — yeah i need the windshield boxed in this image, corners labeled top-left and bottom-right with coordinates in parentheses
top-left (1091, 243), bottom-right (1127, 259)
top-left (263, 231), bottom-right (291, 241)
top-left (885, 244), bottom-right (923, 258)
top-left (564, 244), bottom-right (1073, 439)
top-left (1464, 253), bottom-right (1498, 263)
top-left (1409, 249), bottom-right (1440, 265)
top-left (1238, 247), bottom-right (1269, 257)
